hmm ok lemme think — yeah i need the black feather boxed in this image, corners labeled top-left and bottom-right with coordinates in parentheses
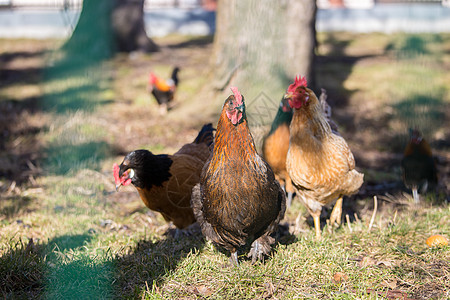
top-left (119, 150), bottom-right (173, 190)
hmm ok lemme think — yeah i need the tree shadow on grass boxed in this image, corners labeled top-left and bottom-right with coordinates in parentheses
top-left (385, 34), bottom-right (443, 59)
top-left (41, 84), bottom-right (114, 114)
top-left (392, 94), bottom-right (446, 140)
top-left (167, 35), bottom-right (214, 49)
top-left (113, 235), bottom-right (205, 298)
top-left (0, 43), bottom-right (116, 184)
top-left (44, 141), bottom-right (120, 176)
top-left (0, 50), bottom-right (46, 88)
top-left (0, 231), bottom-right (205, 299)
top-left (315, 32), bottom-right (375, 120)
top-left (0, 233), bottom-right (92, 299)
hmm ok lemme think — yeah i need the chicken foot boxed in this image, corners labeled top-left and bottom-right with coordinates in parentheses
top-left (248, 235), bottom-right (275, 263)
top-left (329, 196), bottom-right (343, 227)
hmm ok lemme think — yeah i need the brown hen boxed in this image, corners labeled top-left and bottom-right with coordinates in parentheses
top-left (191, 87), bottom-right (286, 266)
top-left (114, 123), bottom-right (214, 229)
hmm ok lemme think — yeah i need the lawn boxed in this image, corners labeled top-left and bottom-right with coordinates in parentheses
top-left (0, 32), bottom-right (449, 299)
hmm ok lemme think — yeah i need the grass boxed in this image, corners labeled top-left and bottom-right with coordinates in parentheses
top-left (0, 33), bottom-right (449, 299)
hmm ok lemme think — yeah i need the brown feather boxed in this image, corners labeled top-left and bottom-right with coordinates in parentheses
top-left (192, 94), bottom-right (286, 262)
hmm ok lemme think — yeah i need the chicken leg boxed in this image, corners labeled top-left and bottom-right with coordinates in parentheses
top-left (412, 185), bottom-right (419, 204)
top-left (285, 177), bottom-right (295, 208)
top-left (312, 210), bottom-right (322, 240)
top-left (230, 251), bottom-right (239, 267)
top-left (329, 196), bottom-right (343, 227)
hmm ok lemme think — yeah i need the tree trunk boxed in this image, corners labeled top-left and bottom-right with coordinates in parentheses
top-left (285, 0), bottom-right (317, 89)
top-left (112, 0), bottom-right (159, 53)
top-left (211, 0), bottom-right (316, 99)
top-left (65, 0), bottom-right (158, 59)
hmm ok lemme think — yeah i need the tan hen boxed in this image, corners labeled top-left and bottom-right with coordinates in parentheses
top-left (285, 76), bottom-right (363, 239)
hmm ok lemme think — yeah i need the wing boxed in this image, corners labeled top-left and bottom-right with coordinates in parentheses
top-left (175, 142), bottom-right (212, 163)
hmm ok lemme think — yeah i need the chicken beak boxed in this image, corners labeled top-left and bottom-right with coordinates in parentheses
top-left (236, 104), bottom-right (245, 113)
top-left (115, 182), bottom-right (122, 192)
top-left (283, 93), bottom-right (293, 101)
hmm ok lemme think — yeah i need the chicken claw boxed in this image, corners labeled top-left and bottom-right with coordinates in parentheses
top-left (248, 235), bottom-right (275, 263)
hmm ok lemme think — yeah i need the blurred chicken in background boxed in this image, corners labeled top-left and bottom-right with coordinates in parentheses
top-left (401, 128), bottom-right (438, 203)
top-left (148, 66), bottom-right (180, 114)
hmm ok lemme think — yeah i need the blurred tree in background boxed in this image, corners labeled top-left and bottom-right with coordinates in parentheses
top-left (212, 0), bottom-right (317, 101)
top-left (64, 0), bottom-right (158, 59)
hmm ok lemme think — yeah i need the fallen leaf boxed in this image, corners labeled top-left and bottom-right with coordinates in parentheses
top-left (426, 235), bottom-right (448, 248)
top-left (333, 272), bottom-right (349, 283)
top-left (193, 285), bottom-right (213, 297)
top-left (359, 256), bottom-right (376, 267)
top-left (381, 279), bottom-right (398, 289)
top-left (377, 260), bottom-right (394, 267)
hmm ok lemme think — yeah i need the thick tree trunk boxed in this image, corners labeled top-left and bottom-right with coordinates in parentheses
top-left (212, 0), bottom-right (316, 98)
top-left (112, 0), bottom-right (159, 52)
top-left (285, 0), bottom-right (317, 89)
top-left (65, 0), bottom-right (158, 59)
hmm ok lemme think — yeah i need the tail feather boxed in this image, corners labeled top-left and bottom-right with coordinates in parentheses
top-left (319, 88), bottom-right (339, 134)
top-left (193, 123), bottom-right (215, 146)
top-left (171, 66), bottom-right (180, 87)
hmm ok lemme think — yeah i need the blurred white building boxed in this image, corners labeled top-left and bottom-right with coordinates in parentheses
top-left (0, 0), bottom-right (449, 38)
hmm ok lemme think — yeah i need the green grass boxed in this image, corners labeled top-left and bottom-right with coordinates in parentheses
top-left (0, 33), bottom-right (449, 299)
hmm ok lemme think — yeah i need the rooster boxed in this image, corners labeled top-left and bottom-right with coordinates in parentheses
top-left (191, 87), bottom-right (286, 266)
top-left (285, 76), bottom-right (363, 239)
top-left (262, 97), bottom-right (294, 208)
top-left (401, 128), bottom-right (438, 203)
top-left (148, 66), bottom-right (180, 113)
top-left (114, 123), bottom-right (214, 229)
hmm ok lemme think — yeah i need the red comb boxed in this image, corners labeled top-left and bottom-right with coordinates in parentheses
top-left (113, 163), bottom-right (120, 185)
top-left (230, 86), bottom-right (243, 105)
top-left (287, 75), bottom-right (307, 93)
top-left (149, 73), bottom-right (157, 84)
